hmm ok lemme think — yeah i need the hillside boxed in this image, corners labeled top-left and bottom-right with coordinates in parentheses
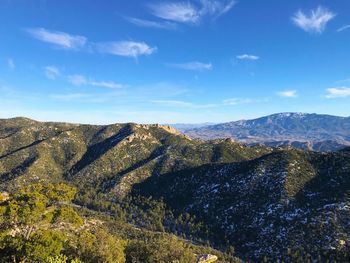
top-left (133, 149), bottom-right (350, 259)
top-left (1, 117), bottom-right (350, 261)
top-left (0, 182), bottom-right (236, 263)
top-left (179, 113), bottom-right (350, 151)
top-left (0, 117), bottom-right (269, 194)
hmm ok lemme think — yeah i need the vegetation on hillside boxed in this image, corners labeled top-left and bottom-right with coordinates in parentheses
top-left (0, 183), bottom-right (238, 262)
top-left (1, 118), bottom-right (350, 261)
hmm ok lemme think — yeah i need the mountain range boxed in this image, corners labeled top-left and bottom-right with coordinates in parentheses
top-left (174, 113), bottom-right (350, 152)
top-left (1, 116), bottom-right (350, 261)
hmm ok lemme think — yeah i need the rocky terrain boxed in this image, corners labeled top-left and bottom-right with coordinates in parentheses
top-left (1, 117), bottom-right (350, 261)
top-left (178, 113), bottom-right (350, 151)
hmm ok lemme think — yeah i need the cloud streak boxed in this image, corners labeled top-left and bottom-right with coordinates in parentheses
top-left (277, 90), bottom-right (298, 98)
top-left (223, 98), bottom-right (253, 105)
top-left (96, 41), bottom-right (157, 58)
top-left (26, 27), bottom-right (156, 59)
top-left (326, 87), bottom-right (350, 98)
top-left (67, 74), bottom-right (125, 89)
top-left (236, 54), bottom-right (260, 61)
top-left (167, 61), bottom-right (212, 71)
top-left (50, 93), bottom-right (90, 101)
top-left (199, 0), bottom-right (236, 19)
top-left (291, 6), bottom-right (335, 34)
top-left (68, 75), bottom-right (87, 86)
top-left (149, 2), bottom-right (200, 23)
top-left (26, 28), bottom-right (87, 49)
top-left (90, 81), bottom-right (125, 89)
top-left (337, 24), bottom-right (350, 32)
top-left (336, 78), bottom-right (350, 83)
top-left (152, 97), bottom-right (266, 109)
top-left (147, 0), bottom-right (236, 25)
top-left (151, 100), bottom-right (216, 108)
top-left (7, 58), bottom-right (15, 69)
top-left (125, 17), bottom-right (177, 30)
top-left (44, 66), bottom-right (60, 80)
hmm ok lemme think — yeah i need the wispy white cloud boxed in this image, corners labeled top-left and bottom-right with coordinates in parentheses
top-left (25, 28), bottom-right (87, 49)
top-left (167, 61), bottom-right (213, 71)
top-left (7, 58), bottom-right (15, 69)
top-left (50, 93), bottom-right (90, 101)
top-left (90, 81), bottom-right (125, 89)
top-left (25, 27), bottom-right (156, 60)
top-left (337, 24), bottom-right (350, 32)
top-left (223, 98), bottom-right (253, 105)
top-left (148, 0), bottom-right (235, 24)
top-left (291, 6), bottom-right (335, 34)
top-left (153, 97), bottom-right (265, 108)
top-left (67, 74), bottom-right (125, 89)
top-left (336, 78), bottom-right (350, 83)
top-left (199, 0), bottom-right (236, 19)
top-left (236, 54), bottom-right (260, 61)
top-left (277, 90), bottom-right (298, 98)
top-left (125, 17), bottom-right (177, 30)
top-left (149, 2), bottom-right (200, 23)
top-left (0, 86), bottom-right (14, 94)
top-left (135, 82), bottom-right (189, 98)
top-left (326, 87), bottom-right (350, 98)
top-left (96, 41), bottom-right (157, 58)
top-left (49, 81), bottom-right (183, 105)
top-left (45, 67), bottom-right (124, 89)
top-left (68, 75), bottom-right (87, 86)
top-left (49, 91), bottom-right (124, 103)
top-left (44, 66), bottom-right (60, 80)
top-left (151, 100), bottom-right (216, 108)
top-left (152, 100), bottom-right (194, 107)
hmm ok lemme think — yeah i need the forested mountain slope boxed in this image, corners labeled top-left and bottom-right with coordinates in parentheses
top-left (1, 117), bottom-right (350, 261)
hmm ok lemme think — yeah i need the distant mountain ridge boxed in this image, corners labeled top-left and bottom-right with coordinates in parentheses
top-left (178, 113), bottom-right (350, 151)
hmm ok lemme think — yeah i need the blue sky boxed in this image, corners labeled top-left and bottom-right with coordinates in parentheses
top-left (1, 0), bottom-right (350, 124)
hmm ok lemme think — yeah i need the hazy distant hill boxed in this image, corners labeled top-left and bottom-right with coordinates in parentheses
top-left (1, 117), bottom-right (350, 261)
top-left (167, 122), bottom-right (216, 131)
top-left (179, 113), bottom-right (350, 151)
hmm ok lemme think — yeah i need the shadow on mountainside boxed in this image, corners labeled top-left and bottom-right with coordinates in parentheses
top-left (130, 151), bottom-right (289, 210)
top-left (0, 129), bottom-right (74, 160)
top-left (68, 124), bottom-right (134, 177)
top-left (0, 139), bottom-right (46, 160)
top-left (101, 146), bottom-right (167, 192)
top-left (294, 151), bottom-right (350, 207)
top-left (0, 155), bottom-right (37, 183)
